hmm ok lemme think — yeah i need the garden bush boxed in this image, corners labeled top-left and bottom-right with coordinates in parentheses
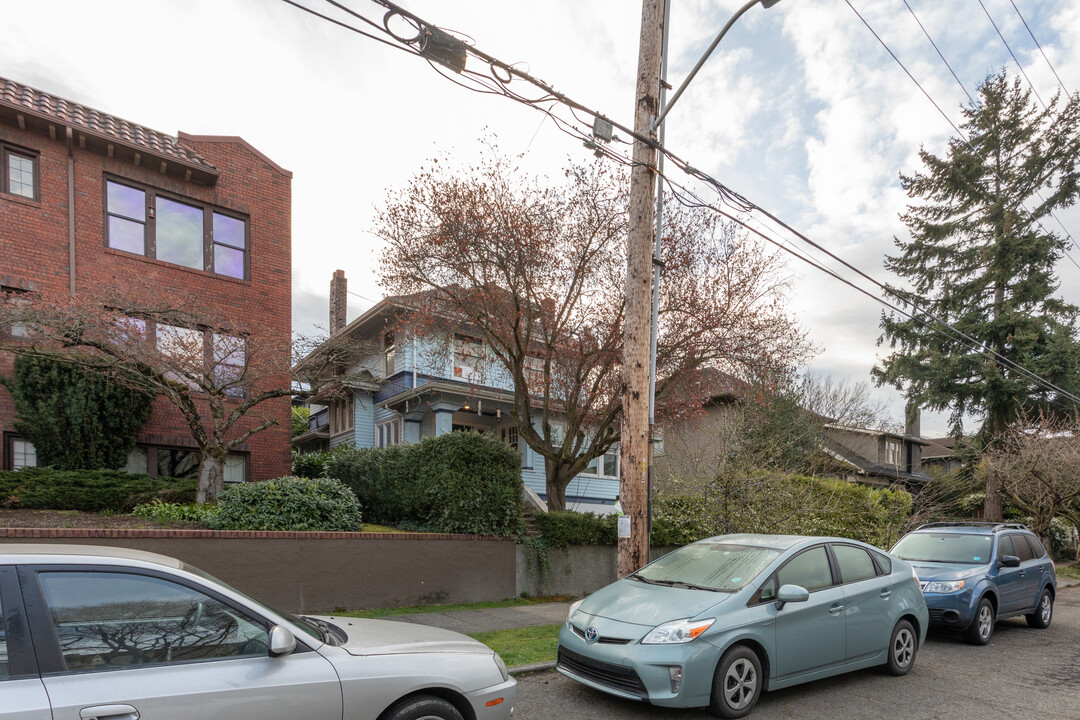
top-left (318, 431), bottom-right (524, 537)
top-left (0, 467), bottom-right (196, 512)
top-left (209, 476), bottom-right (362, 532)
top-left (538, 474), bottom-right (914, 550)
top-left (132, 499), bottom-right (219, 524)
top-left (291, 443), bottom-right (357, 480)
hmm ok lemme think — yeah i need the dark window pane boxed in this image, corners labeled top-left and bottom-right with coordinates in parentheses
top-left (833, 544), bottom-right (877, 583)
top-left (214, 245), bottom-right (245, 279)
top-left (998, 535), bottom-right (1016, 558)
top-left (0, 590), bottom-right (8, 678)
top-left (156, 197), bottom-right (204, 269)
top-left (158, 449), bottom-right (199, 479)
top-left (777, 546), bottom-right (833, 592)
top-left (213, 213), bottom-right (245, 249)
top-left (1028, 535), bottom-right (1047, 558)
top-left (108, 216), bottom-right (145, 254)
top-left (8, 153), bottom-right (35, 198)
top-left (38, 571), bottom-right (267, 672)
top-left (106, 181), bottom-right (145, 221)
top-left (1012, 535), bottom-right (1036, 562)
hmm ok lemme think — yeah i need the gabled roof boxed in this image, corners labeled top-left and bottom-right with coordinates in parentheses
top-left (0, 75), bottom-right (218, 182)
top-left (921, 436), bottom-right (957, 460)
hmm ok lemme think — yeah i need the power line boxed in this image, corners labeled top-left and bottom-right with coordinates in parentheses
top-left (977, 0), bottom-right (1046, 109)
top-left (900, 0), bottom-right (976, 108)
top-left (289, 0), bottom-right (1080, 407)
top-left (1010, 0), bottom-right (1069, 95)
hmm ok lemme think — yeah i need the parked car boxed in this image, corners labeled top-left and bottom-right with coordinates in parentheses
top-left (890, 522), bottom-right (1057, 645)
top-left (0, 544), bottom-right (515, 720)
top-left (556, 534), bottom-right (927, 718)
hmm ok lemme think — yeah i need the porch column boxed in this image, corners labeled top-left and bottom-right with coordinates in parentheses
top-left (433, 408), bottom-right (454, 436)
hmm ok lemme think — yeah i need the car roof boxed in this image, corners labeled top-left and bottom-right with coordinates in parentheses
top-left (697, 534), bottom-right (868, 550)
top-left (0, 543), bottom-right (184, 568)
top-left (909, 522), bottom-right (1032, 535)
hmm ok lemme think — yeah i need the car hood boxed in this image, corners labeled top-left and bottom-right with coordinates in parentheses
top-left (313, 616), bottom-right (493, 657)
top-left (907, 562), bottom-right (983, 582)
top-left (574, 578), bottom-right (732, 627)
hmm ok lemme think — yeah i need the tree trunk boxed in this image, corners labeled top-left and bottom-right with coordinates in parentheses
top-left (196, 454), bottom-right (225, 505)
top-left (545, 464), bottom-right (576, 512)
top-left (983, 409), bottom-right (1006, 521)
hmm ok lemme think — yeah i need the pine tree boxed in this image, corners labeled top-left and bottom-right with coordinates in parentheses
top-left (874, 72), bottom-right (1080, 520)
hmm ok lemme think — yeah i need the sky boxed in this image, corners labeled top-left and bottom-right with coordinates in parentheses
top-left (4, 0), bottom-right (1080, 437)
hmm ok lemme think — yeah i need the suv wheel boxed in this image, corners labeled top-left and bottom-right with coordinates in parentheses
top-left (1026, 589), bottom-right (1053, 629)
top-left (962, 597), bottom-right (995, 645)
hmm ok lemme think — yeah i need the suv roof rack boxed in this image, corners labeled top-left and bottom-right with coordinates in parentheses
top-left (916, 522), bottom-right (1031, 533)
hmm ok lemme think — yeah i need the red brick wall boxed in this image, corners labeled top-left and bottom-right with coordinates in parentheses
top-left (0, 117), bottom-right (292, 480)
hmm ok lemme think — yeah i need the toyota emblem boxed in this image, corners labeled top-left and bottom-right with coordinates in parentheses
top-left (585, 626), bottom-right (600, 642)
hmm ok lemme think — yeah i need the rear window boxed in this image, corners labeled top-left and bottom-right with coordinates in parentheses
top-left (892, 533), bottom-right (992, 564)
top-left (1027, 535), bottom-right (1048, 558)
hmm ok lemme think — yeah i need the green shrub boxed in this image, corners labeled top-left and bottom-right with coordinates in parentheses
top-left (292, 443), bottom-right (358, 480)
top-left (320, 432), bottom-right (524, 537)
top-left (533, 511), bottom-right (616, 548)
top-left (132, 499), bottom-right (219, 524)
top-left (209, 476), bottom-right (362, 532)
top-left (0, 467), bottom-right (196, 512)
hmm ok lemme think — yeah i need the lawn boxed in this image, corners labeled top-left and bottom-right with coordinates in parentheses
top-left (1057, 561), bottom-right (1080, 582)
top-left (334, 595), bottom-right (575, 619)
top-left (467, 624), bottom-right (561, 667)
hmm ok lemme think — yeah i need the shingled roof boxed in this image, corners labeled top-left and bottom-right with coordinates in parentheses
top-left (0, 75), bottom-right (218, 182)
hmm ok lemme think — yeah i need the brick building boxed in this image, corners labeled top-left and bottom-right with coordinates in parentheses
top-left (0, 76), bottom-right (292, 481)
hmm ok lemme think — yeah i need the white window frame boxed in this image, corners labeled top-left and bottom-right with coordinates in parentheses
top-left (376, 418), bottom-right (400, 448)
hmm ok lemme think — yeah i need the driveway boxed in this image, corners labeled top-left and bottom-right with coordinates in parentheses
top-left (513, 586), bottom-right (1080, 719)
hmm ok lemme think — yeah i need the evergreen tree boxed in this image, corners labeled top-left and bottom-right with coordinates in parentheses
top-left (875, 72), bottom-right (1080, 519)
top-left (1, 355), bottom-right (154, 470)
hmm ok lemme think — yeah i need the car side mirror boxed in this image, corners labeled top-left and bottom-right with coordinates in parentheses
top-left (998, 555), bottom-right (1020, 568)
top-left (269, 625), bottom-right (297, 657)
top-left (776, 584), bottom-right (810, 611)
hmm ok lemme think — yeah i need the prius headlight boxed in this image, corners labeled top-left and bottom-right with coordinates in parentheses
top-left (567, 599), bottom-right (584, 622)
top-left (922, 579), bottom-right (965, 594)
top-left (641, 618), bottom-right (715, 645)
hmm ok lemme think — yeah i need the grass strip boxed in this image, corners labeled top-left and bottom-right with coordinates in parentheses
top-left (335, 595), bottom-right (574, 619)
top-left (467, 624), bottom-right (561, 667)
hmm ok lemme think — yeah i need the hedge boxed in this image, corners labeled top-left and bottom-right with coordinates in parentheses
top-left (209, 476), bottom-right (362, 532)
top-left (533, 474), bottom-right (913, 550)
top-left (0, 467), bottom-right (196, 513)
top-left (300, 431), bottom-right (525, 538)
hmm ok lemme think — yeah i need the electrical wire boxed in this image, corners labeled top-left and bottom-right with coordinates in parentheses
top-left (278, 0), bottom-right (420, 57)
top-left (290, 0), bottom-right (1080, 406)
top-left (977, 0), bottom-right (1046, 110)
top-left (1010, 0), bottom-right (1069, 95)
top-left (900, 0), bottom-right (976, 108)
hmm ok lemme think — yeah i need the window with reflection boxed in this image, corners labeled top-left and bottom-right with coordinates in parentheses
top-left (0, 592), bottom-right (8, 678)
top-left (38, 571), bottom-right (268, 672)
top-left (833, 544), bottom-right (877, 584)
top-left (2, 143), bottom-right (38, 200)
top-left (776, 546), bottom-right (833, 592)
top-left (104, 179), bottom-right (248, 279)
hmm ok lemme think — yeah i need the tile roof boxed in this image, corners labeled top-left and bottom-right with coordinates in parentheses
top-left (0, 75), bottom-right (215, 171)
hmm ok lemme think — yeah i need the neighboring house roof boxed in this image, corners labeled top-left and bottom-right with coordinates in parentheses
top-left (0, 75), bottom-right (219, 181)
top-left (700, 367), bottom-right (749, 405)
top-left (921, 436), bottom-right (958, 461)
top-left (820, 426), bottom-right (934, 485)
top-left (824, 423), bottom-right (929, 446)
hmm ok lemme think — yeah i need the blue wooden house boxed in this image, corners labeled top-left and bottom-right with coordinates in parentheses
top-left (295, 282), bottom-right (619, 511)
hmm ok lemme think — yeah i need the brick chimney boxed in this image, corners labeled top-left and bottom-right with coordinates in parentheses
top-left (905, 402), bottom-right (922, 474)
top-left (329, 269), bottom-right (347, 336)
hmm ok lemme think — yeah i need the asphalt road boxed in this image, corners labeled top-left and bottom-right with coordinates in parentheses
top-left (513, 586), bottom-right (1080, 720)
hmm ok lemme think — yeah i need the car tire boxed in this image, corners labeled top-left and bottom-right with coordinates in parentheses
top-left (883, 619), bottom-right (917, 676)
top-left (962, 597), bottom-right (995, 645)
top-left (1026, 589), bottom-right (1053, 629)
top-left (384, 695), bottom-right (464, 720)
top-left (709, 645), bottom-right (762, 719)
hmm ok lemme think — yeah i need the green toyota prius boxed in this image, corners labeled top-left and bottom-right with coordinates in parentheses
top-left (557, 534), bottom-right (928, 718)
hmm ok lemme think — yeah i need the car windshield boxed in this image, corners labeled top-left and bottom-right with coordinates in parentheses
top-left (632, 542), bottom-right (780, 592)
top-left (891, 533), bottom-right (992, 564)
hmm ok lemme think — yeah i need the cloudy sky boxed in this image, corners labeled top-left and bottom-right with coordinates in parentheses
top-left (5, 0), bottom-right (1079, 436)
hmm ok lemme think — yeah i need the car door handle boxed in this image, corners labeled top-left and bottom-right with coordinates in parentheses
top-left (829, 604), bottom-right (844, 615)
top-left (880, 590), bottom-right (892, 599)
top-left (79, 705), bottom-right (140, 720)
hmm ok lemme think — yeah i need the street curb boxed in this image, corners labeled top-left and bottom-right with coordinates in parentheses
top-left (509, 661), bottom-right (557, 676)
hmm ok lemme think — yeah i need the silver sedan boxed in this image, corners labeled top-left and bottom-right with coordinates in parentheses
top-left (1, 544), bottom-right (516, 720)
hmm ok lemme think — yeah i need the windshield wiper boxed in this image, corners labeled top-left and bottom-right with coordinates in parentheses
top-left (299, 615), bottom-right (343, 645)
top-left (670, 582), bottom-right (720, 592)
top-left (628, 573), bottom-right (672, 586)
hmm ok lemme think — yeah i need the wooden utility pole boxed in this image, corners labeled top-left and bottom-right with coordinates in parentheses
top-left (618, 0), bottom-right (664, 578)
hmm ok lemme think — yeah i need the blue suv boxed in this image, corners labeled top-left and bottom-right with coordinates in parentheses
top-left (891, 522), bottom-right (1056, 645)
